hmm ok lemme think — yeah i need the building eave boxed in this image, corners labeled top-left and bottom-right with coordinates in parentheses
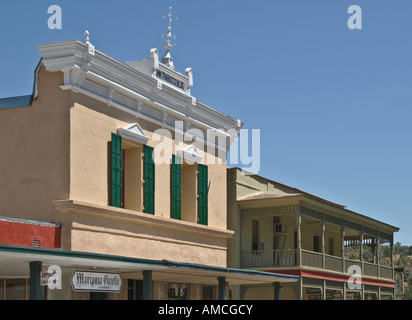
top-left (299, 197), bottom-right (400, 234)
top-left (35, 40), bottom-right (242, 148)
top-left (0, 244), bottom-right (298, 285)
top-left (0, 95), bottom-right (33, 110)
top-left (231, 168), bottom-right (399, 235)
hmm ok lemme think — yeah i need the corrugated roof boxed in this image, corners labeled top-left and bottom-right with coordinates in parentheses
top-left (231, 167), bottom-right (347, 209)
top-left (239, 193), bottom-right (302, 201)
top-left (0, 95), bottom-right (32, 109)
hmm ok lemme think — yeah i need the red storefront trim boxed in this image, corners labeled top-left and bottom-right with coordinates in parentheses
top-left (0, 218), bottom-right (61, 249)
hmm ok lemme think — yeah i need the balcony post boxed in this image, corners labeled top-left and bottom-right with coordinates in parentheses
top-left (361, 283), bottom-right (365, 300)
top-left (341, 221), bottom-right (346, 273)
top-left (296, 212), bottom-right (302, 266)
top-left (390, 235), bottom-right (394, 280)
top-left (321, 214), bottom-right (325, 269)
top-left (360, 227), bottom-right (364, 272)
top-left (343, 280), bottom-right (347, 300)
top-left (377, 232), bottom-right (380, 278)
top-left (297, 276), bottom-right (303, 300)
top-left (323, 279), bottom-right (326, 300)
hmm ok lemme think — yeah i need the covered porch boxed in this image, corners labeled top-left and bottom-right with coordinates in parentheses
top-left (0, 244), bottom-right (298, 300)
top-left (238, 194), bottom-right (398, 282)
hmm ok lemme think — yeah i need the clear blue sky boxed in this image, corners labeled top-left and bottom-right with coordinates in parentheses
top-left (1, 1), bottom-right (411, 245)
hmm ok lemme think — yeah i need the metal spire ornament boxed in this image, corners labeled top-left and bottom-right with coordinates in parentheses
top-left (84, 30), bottom-right (90, 44)
top-left (84, 30), bottom-right (95, 56)
top-left (161, 7), bottom-right (178, 69)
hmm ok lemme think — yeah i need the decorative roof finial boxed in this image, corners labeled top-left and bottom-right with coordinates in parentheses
top-left (84, 30), bottom-right (90, 44)
top-left (161, 7), bottom-right (178, 69)
top-left (84, 30), bottom-right (95, 56)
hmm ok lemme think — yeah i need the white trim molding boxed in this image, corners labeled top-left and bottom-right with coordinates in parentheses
top-left (117, 123), bottom-right (150, 145)
top-left (36, 40), bottom-right (243, 153)
top-left (177, 145), bottom-right (203, 164)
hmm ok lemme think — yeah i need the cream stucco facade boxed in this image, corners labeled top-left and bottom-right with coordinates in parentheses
top-left (0, 63), bottom-right (231, 267)
top-left (0, 38), bottom-right (299, 300)
top-left (63, 87), bottom-right (231, 266)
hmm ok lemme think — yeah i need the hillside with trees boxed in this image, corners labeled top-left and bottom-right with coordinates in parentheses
top-left (343, 241), bottom-right (411, 299)
top-left (393, 243), bottom-right (412, 300)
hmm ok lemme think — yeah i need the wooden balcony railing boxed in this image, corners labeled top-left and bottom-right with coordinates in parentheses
top-left (241, 249), bottom-right (296, 268)
top-left (325, 254), bottom-right (344, 273)
top-left (241, 249), bottom-right (394, 280)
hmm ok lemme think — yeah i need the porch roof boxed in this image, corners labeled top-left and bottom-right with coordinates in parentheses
top-left (0, 244), bottom-right (298, 286)
top-left (237, 192), bottom-right (399, 234)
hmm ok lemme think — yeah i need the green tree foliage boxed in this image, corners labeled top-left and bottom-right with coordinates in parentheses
top-left (403, 285), bottom-right (412, 300)
top-left (344, 241), bottom-right (411, 299)
top-left (393, 242), bottom-right (412, 300)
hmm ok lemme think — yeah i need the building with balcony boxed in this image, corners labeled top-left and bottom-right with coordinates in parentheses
top-left (0, 25), bottom-right (298, 300)
top-left (227, 167), bottom-right (399, 300)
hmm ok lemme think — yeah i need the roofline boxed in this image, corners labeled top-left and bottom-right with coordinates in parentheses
top-left (239, 194), bottom-right (302, 201)
top-left (0, 216), bottom-right (61, 228)
top-left (0, 59), bottom-right (41, 110)
top-left (229, 167), bottom-right (347, 209)
top-left (229, 167), bottom-right (400, 232)
top-left (300, 196), bottom-right (400, 232)
top-left (36, 39), bottom-right (242, 134)
top-left (0, 95), bottom-right (33, 110)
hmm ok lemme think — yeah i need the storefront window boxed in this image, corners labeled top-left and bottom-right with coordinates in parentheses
top-left (202, 286), bottom-right (214, 300)
top-left (168, 283), bottom-right (187, 300)
top-left (326, 289), bottom-right (342, 300)
top-left (128, 279), bottom-right (143, 300)
top-left (365, 292), bottom-right (378, 300)
top-left (0, 279), bottom-right (3, 300)
top-left (346, 291), bottom-right (362, 300)
top-left (303, 287), bottom-right (323, 300)
top-left (5, 279), bottom-right (26, 300)
top-left (90, 292), bottom-right (107, 300)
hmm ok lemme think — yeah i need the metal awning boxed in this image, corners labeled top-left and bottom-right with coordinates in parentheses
top-left (0, 244), bottom-right (298, 285)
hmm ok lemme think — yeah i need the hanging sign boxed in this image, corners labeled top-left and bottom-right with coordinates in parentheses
top-left (71, 270), bottom-right (122, 293)
top-left (41, 265), bottom-right (62, 289)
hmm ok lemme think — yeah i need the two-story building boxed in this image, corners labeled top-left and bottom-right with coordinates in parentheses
top-left (0, 24), bottom-right (298, 300)
top-left (227, 167), bottom-right (399, 300)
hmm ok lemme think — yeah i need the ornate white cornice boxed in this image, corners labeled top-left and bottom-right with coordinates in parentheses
top-left (36, 40), bottom-right (243, 153)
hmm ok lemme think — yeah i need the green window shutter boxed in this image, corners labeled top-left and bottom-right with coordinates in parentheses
top-left (198, 164), bottom-right (208, 225)
top-left (111, 133), bottom-right (123, 208)
top-left (144, 145), bottom-right (155, 215)
top-left (171, 155), bottom-right (181, 220)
